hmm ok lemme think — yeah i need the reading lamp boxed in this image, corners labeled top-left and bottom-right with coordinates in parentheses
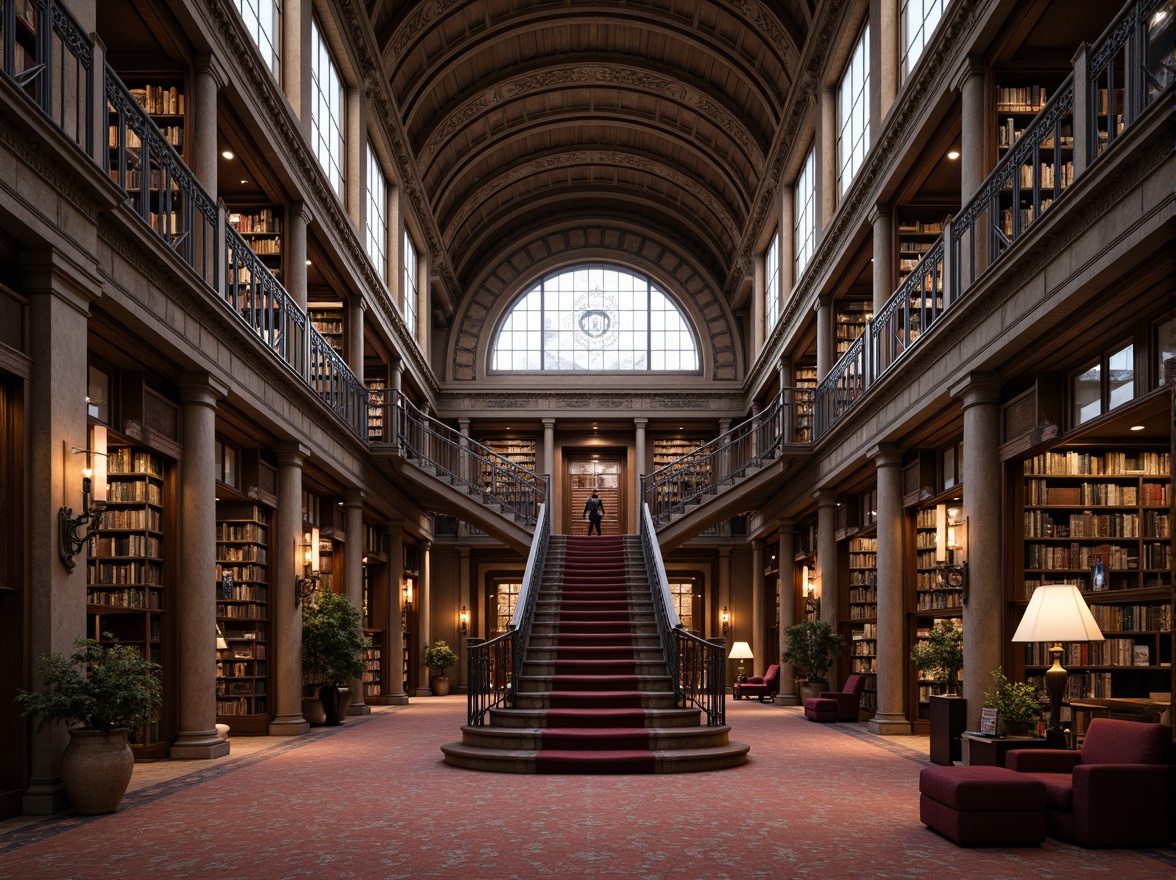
top-left (1012, 583), bottom-right (1104, 748)
top-left (728, 641), bottom-right (754, 680)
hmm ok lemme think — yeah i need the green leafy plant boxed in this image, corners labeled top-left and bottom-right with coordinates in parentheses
top-left (984, 667), bottom-right (1043, 730)
top-left (424, 640), bottom-right (459, 674)
top-left (910, 619), bottom-right (964, 695)
top-left (302, 590), bottom-right (368, 686)
top-left (781, 619), bottom-right (844, 682)
top-left (15, 636), bottom-right (162, 733)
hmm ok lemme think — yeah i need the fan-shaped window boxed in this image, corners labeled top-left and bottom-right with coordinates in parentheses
top-left (491, 267), bottom-right (700, 372)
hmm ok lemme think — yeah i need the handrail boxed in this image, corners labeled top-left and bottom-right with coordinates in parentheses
top-left (640, 503), bottom-right (726, 726)
top-left (641, 387), bottom-right (812, 525)
top-left (813, 329), bottom-right (871, 440)
top-left (871, 235), bottom-right (945, 379)
top-left (467, 501), bottom-right (550, 726)
top-left (394, 390), bottom-right (548, 525)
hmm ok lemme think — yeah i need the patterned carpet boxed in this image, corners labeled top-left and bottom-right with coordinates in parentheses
top-left (0, 697), bottom-right (1172, 879)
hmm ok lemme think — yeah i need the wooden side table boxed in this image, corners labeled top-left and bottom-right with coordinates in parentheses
top-left (961, 732), bottom-right (1051, 767)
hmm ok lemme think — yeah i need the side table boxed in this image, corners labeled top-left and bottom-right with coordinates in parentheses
top-left (961, 732), bottom-right (1051, 767)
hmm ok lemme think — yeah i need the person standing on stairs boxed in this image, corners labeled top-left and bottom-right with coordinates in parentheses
top-left (583, 492), bottom-right (605, 535)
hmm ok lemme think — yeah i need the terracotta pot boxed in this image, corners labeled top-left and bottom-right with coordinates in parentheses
top-left (319, 685), bottom-right (353, 725)
top-left (430, 675), bottom-right (450, 696)
top-left (60, 728), bottom-right (135, 815)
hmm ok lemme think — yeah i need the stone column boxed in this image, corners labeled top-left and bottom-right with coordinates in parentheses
top-left (347, 297), bottom-right (365, 378)
top-left (953, 56), bottom-right (987, 204)
top-left (815, 489), bottom-right (839, 683)
top-left (952, 373), bottom-right (1003, 731)
top-left (868, 443), bottom-right (912, 734)
top-left (543, 417), bottom-right (556, 482)
top-left (870, 203), bottom-right (893, 315)
top-left (383, 523), bottom-right (409, 704)
top-left (778, 359), bottom-right (794, 442)
top-left (269, 442), bottom-right (310, 735)
top-left (751, 539), bottom-right (765, 676)
top-left (346, 85), bottom-right (365, 230)
top-left (871, 0), bottom-right (900, 131)
top-left (775, 521), bottom-right (798, 704)
top-left (282, 0), bottom-right (312, 132)
top-left (416, 540), bottom-right (433, 696)
top-left (633, 416), bottom-right (646, 482)
top-left (170, 374), bottom-right (231, 759)
top-left (191, 56), bottom-right (225, 196)
top-left (815, 297), bottom-right (833, 380)
top-left (343, 490), bottom-right (370, 715)
top-left (285, 202), bottom-right (311, 310)
top-left (23, 251), bottom-right (96, 814)
top-left (817, 86), bottom-right (837, 233)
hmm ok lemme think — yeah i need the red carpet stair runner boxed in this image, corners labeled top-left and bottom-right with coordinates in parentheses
top-left (442, 535), bottom-right (749, 773)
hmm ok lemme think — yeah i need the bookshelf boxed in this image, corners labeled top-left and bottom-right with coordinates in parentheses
top-left (1016, 446), bottom-right (1172, 706)
top-left (308, 306), bottom-right (344, 357)
top-left (228, 208), bottom-right (283, 281)
top-left (362, 639), bottom-right (383, 700)
top-left (834, 300), bottom-right (871, 359)
top-left (894, 212), bottom-right (945, 287)
top-left (913, 504), bottom-right (963, 613)
top-left (366, 377), bottom-right (386, 442)
top-left (481, 437), bottom-right (540, 506)
top-left (87, 445), bottom-right (167, 754)
top-left (215, 501), bottom-right (270, 731)
top-left (846, 533), bottom-right (877, 715)
top-left (651, 437), bottom-right (711, 505)
top-left (793, 364), bottom-right (817, 443)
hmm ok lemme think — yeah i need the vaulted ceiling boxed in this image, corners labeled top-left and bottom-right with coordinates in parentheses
top-left (366, 1), bottom-right (822, 318)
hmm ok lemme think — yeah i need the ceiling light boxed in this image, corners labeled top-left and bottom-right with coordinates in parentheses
top-left (221, 150), bottom-right (234, 160)
top-left (305, 260), bottom-right (312, 266)
top-left (240, 179), bottom-right (248, 185)
top-left (947, 150), bottom-right (960, 160)
top-left (1130, 424), bottom-right (1145, 431)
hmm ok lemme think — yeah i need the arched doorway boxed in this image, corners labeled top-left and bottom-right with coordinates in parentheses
top-left (565, 453), bottom-right (624, 535)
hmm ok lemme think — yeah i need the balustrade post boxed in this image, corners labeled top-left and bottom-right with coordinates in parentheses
top-left (1071, 43), bottom-right (1092, 178)
top-left (941, 218), bottom-right (956, 309)
top-left (89, 40), bottom-right (107, 168)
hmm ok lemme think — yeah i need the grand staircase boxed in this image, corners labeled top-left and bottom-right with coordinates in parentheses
top-left (441, 535), bottom-right (749, 773)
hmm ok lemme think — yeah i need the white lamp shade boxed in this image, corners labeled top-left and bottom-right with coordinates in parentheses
top-left (728, 641), bottom-right (754, 660)
top-left (1012, 584), bottom-right (1105, 643)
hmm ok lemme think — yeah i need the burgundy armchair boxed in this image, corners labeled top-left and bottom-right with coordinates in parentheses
top-left (803, 674), bottom-right (868, 722)
top-left (1005, 717), bottom-right (1173, 847)
top-left (734, 664), bottom-right (780, 702)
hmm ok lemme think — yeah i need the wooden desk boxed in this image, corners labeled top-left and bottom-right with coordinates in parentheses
top-left (961, 733), bottom-right (1050, 767)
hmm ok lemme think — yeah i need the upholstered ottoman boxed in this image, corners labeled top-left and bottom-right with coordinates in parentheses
top-left (803, 697), bottom-right (838, 722)
top-left (919, 765), bottom-right (1047, 846)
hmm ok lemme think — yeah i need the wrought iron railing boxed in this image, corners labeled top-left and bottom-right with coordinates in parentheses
top-left (642, 388), bottom-right (812, 525)
top-left (641, 503), bottom-right (725, 725)
top-left (394, 391), bottom-right (548, 525)
top-left (813, 331), bottom-right (871, 439)
top-left (467, 501), bottom-right (550, 726)
top-left (871, 235), bottom-right (945, 378)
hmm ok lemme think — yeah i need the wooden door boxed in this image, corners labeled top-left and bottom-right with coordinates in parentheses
top-left (566, 456), bottom-right (624, 535)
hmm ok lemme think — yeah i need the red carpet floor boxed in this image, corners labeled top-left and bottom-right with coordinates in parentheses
top-left (1, 698), bottom-right (1172, 879)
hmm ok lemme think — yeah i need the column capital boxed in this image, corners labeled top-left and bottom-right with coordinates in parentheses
top-left (813, 487), bottom-right (839, 507)
top-left (867, 202), bottom-right (890, 225)
top-left (950, 371), bottom-right (1002, 407)
top-left (275, 440), bottom-right (311, 468)
top-left (543, 417), bottom-right (557, 428)
top-left (868, 441), bottom-right (904, 468)
top-left (177, 372), bottom-right (229, 407)
top-left (287, 200), bottom-right (315, 227)
top-left (194, 53), bottom-right (229, 90)
top-left (775, 518), bottom-right (795, 533)
top-left (949, 53), bottom-right (986, 93)
top-left (342, 489), bottom-right (366, 508)
top-left (632, 417), bottom-right (646, 429)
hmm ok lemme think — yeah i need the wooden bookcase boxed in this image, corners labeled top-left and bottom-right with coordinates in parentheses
top-left (366, 377), bottom-right (386, 442)
top-left (228, 208), bottom-right (283, 282)
top-left (1015, 446), bottom-right (1172, 708)
top-left (894, 211), bottom-right (946, 287)
top-left (215, 501), bottom-right (270, 732)
top-left (308, 306), bottom-right (344, 357)
top-left (87, 445), bottom-right (168, 754)
top-left (846, 533), bottom-right (878, 715)
top-left (834, 300), bottom-right (871, 359)
top-left (793, 364), bottom-right (817, 443)
top-left (651, 437), bottom-right (711, 504)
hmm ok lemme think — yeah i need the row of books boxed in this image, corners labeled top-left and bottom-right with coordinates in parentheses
top-left (220, 642), bottom-right (267, 659)
top-left (1024, 542), bottom-right (1138, 571)
top-left (851, 658), bottom-right (877, 673)
top-left (106, 480), bottom-right (163, 505)
top-left (851, 640), bottom-right (875, 657)
top-left (86, 588), bottom-right (161, 609)
top-left (1089, 603), bottom-right (1172, 633)
top-left (1023, 638), bottom-right (1155, 667)
top-left (215, 602), bottom-right (266, 619)
top-left (229, 210), bottom-right (283, 234)
top-left (896, 220), bottom-right (944, 235)
top-left (217, 544), bottom-right (267, 563)
top-left (218, 583), bottom-right (267, 602)
top-left (216, 698), bottom-right (266, 716)
top-left (1026, 671), bottom-right (1114, 701)
top-left (92, 534), bottom-right (161, 558)
top-left (848, 587), bottom-right (876, 603)
top-left (108, 449), bottom-right (163, 476)
top-left (128, 85), bottom-right (184, 116)
top-left (848, 604), bottom-right (877, 620)
top-left (851, 623), bottom-right (877, 640)
top-left (110, 124), bottom-right (183, 150)
top-left (1023, 509), bottom-right (1162, 539)
top-left (87, 560), bottom-right (163, 585)
top-left (215, 562), bottom-right (266, 582)
top-left (848, 552), bottom-right (876, 567)
top-left (218, 681), bottom-right (266, 697)
top-left (848, 570), bottom-right (875, 586)
top-left (218, 522), bottom-right (266, 543)
top-left (915, 591), bottom-right (963, 610)
top-left (1026, 479), bottom-right (1155, 507)
top-left (1024, 450), bottom-right (1171, 476)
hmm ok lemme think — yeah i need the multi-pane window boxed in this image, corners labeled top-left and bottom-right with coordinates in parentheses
top-left (366, 146), bottom-right (388, 284)
top-left (403, 230), bottom-right (419, 337)
top-left (794, 147), bottom-right (816, 277)
top-left (902, 0), bottom-right (949, 78)
top-left (1073, 342), bottom-right (1135, 425)
top-left (234, 0), bottom-right (281, 80)
top-left (838, 24), bottom-right (871, 196)
top-left (764, 229), bottom-right (780, 333)
top-left (310, 18), bottom-right (345, 197)
top-left (491, 266), bottom-right (700, 372)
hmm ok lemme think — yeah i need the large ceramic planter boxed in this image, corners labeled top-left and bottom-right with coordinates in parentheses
top-left (799, 679), bottom-right (827, 700)
top-left (319, 685), bottom-right (353, 725)
top-left (61, 728), bottom-right (135, 815)
top-left (302, 696), bottom-right (328, 726)
top-left (429, 675), bottom-right (450, 696)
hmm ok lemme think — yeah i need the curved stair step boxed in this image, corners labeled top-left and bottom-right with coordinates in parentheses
top-left (440, 740), bottom-right (750, 774)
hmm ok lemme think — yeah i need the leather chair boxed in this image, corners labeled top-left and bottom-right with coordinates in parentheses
top-left (803, 674), bottom-right (868, 722)
top-left (733, 664), bottom-right (779, 702)
top-left (1005, 717), bottom-right (1174, 847)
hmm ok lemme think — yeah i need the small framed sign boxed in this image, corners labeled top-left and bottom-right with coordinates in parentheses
top-left (220, 571), bottom-right (234, 600)
top-left (979, 706), bottom-right (999, 736)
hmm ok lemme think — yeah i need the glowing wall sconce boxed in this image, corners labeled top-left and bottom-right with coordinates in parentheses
top-left (720, 606), bottom-right (731, 636)
top-left (459, 605), bottom-right (469, 635)
top-left (295, 527), bottom-right (320, 606)
top-left (935, 503), bottom-right (968, 595)
top-left (803, 564), bottom-right (820, 618)
top-left (59, 425), bottom-right (108, 572)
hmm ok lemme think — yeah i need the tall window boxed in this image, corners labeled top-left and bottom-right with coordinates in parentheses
top-left (234, 0), bottom-right (281, 79)
top-left (491, 266), bottom-right (700, 372)
top-left (902, 0), bottom-right (949, 78)
top-left (311, 18), bottom-right (345, 197)
top-left (1073, 342), bottom-right (1136, 425)
top-left (764, 228), bottom-right (780, 332)
top-left (838, 24), bottom-right (870, 196)
top-left (402, 230), bottom-right (419, 337)
top-left (366, 146), bottom-right (388, 285)
top-left (794, 147), bottom-right (816, 277)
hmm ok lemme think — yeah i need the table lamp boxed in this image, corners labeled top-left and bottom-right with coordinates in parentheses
top-left (1011, 583), bottom-right (1104, 748)
top-left (729, 640), bottom-right (753, 680)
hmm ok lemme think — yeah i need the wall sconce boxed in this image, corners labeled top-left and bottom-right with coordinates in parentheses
top-left (403, 580), bottom-right (414, 611)
top-left (459, 605), bottom-right (469, 635)
top-left (720, 606), bottom-right (730, 636)
top-left (59, 426), bottom-right (108, 572)
top-left (295, 527), bottom-right (320, 606)
top-left (803, 564), bottom-right (820, 618)
top-left (935, 503), bottom-right (969, 595)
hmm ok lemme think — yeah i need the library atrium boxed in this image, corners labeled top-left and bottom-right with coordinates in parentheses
top-left (0, 0), bottom-right (1172, 853)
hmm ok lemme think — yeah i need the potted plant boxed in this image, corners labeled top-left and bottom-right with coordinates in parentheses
top-left (910, 619), bottom-right (964, 695)
top-left (782, 619), bottom-right (844, 700)
top-left (15, 635), bottom-right (162, 815)
top-left (301, 590), bottom-right (368, 725)
top-left (424, 640), bottom-right (459, 696)
top-left (984, 667), bottom-right (1043, 736)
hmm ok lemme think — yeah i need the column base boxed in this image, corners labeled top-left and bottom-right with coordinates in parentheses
top-left (170, 731), bottom-right (231, 760)
top-left (346, 703), bottom-right (372, 716)
top-left (22, 777), bottom-right (69, 816)
top-left (868, 713), bottom-right (914, 735)
top-left (414, 687), bottom-right (433, 697)
top-left (774, 693), bottom-right (800, 706)
top-left (377, 692), bottom-right (410, 705)
top-left (268, 714), bottom-right (311, 736)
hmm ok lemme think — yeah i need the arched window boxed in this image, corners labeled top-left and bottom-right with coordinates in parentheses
top-left (491, 266), bottom-right (700, 371)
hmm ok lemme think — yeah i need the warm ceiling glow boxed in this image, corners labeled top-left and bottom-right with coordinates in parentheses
top-left (240, 179), bottom-right (248, 185)
top-left (1130, 424), bottom-right (1145, 431)
top-left (305, 260), bottom-right (312, 266)
top-left (947, 150), bottom-right (960, 160)
top-left (221, 150), bottom-right (234, 160)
